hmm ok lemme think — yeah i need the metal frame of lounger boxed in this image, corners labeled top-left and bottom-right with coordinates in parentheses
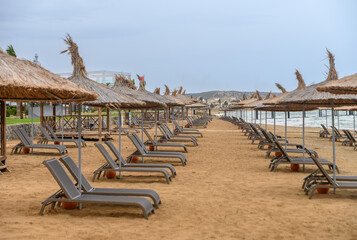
top-left (158, 125), bottom-right (198, 146)
top-left (127, 134), bottom-right (187, 166)
top-left (11, 128), bottom-right (67, 155)
top-left (40, 158), bottom-right (154, 219)
top-left (142, 128), bottom-right (188, 153)
top-left (38, 126), bottom-right (84, 147)
top-left (104, 140), bottom-right (176, 176)
top-left (186, 117), bottom-right (207, 128)
top-left (94, 142), bottom-right (172, 184)
top-left (172, 120), bottom-right (203, 137)
top-left (303, 149), bottom-right (357, 199)
top-left (269, 140), bottom-right (338, 172)
top-left (59, 155), bottom-right (161, 208)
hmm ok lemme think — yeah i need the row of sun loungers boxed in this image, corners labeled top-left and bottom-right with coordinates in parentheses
top-left (32, 115), bottom-right (209, 218)
top-left (220, 115), bottom-right (355, 199)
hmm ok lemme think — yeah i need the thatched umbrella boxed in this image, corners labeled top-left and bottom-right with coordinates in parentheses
top-left (278, 50), bottom-right (357, 180)
top-left (62, 35), bottom-right (145, 109)
top-left (0, 49), bottom-right (97, 102)
top-left (0, 47), bottom-right (97, 175)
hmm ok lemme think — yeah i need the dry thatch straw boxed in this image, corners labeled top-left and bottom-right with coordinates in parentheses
top-left (185, 102), bottom-right (209, 109)
top-left (278, 50), bottom-right (357, 107)
top-left (112, 74), bottom-right (164, 108)
top-left (256, 75), bottom-right (315, 111)
top-left (244, 91), bottom-right (271, 109)
top-left (61, 34), bottom-right (144, 108)
top-left (264, 91), bottom-right (272, 100)
top-left (152, 87), bottom-right (183, 106)
top-left (242, 94), bottom-right (247, 100)
top-left (317, 68), bottom-right (357, 95)
top-left (162, 85), bottom-right (188, 106)
top-left (0, 49), bottom-right (97, 102)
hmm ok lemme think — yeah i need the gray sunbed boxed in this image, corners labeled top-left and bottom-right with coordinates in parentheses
top-left (303, 149), bottom-right (357, 199)
top-left (158, 125), bottom-right (198, 146)
top-left (142, 128), bottom-right (188, 153)
top-left (46, 124), bottom-right (86, 147)
top-left (40, 158), bottom-right (154, 219)
top-left (59, 155), bottom-right (161, 208)
top-left (269, 140), bottom-right (338, 172)
top-left (38, 125), bottom-right (85, 147)
top-left (104, 140), bottom-right (176, 176)
top-left (127, 133), bottom-right (187, 166)
top-left (11, 128), bottom-right (67, 155)
top-left (94, 143), bottom-right (172, 184)
top-left (172, 120), bottom-right (203, 137)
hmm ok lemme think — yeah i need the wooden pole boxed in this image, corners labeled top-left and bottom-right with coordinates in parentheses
top-left (40, 103), bottom-right (44, 127)
top-left (1, 101), bottom-right (6, 157)
top-left (106, 108), bottom-right (110, 132)
top-left (98, 107), bottom-right (102, 140)
top-left (53, 104), bottom-right (56, 129)
top-left (69, 103), bottom-right (72, 115)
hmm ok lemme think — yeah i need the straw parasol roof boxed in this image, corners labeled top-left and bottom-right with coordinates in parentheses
top-left (256, 72), bottom-right (316, 112)
top-left (0, 49), bottom-right (97, 102)
top-left (185, 102), bottom-right (209, 108)
top-left (317, 73), bottom-right (357, 95)
top-left (112, 74), bottom-right (164, 108)
top-left (161, 85), bottom-right (187, 106)
top-left (61, 34), bottom-right (144, 108)
top-left (153, 87), bottom-right (183, 106)
top-left (228, 91), bottom-right (259, 109)
top-left (278, 50), bottom-right (357, 107)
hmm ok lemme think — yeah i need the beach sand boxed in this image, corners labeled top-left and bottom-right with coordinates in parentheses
top-left (0, 118), bottom-right (356, 239)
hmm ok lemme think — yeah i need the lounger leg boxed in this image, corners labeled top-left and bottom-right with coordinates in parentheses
top-left (309, 186), bottom-right (317, 199)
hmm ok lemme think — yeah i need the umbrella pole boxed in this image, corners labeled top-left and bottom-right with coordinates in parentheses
top-left (155, 109), bottom-right (158, 150)
top-left (353, 111), bottom-right (356, 137)
top-left (31, 103), bottom-right (34, 154)
top-left (61, 102), bottom-right (64, 147)
top-left (141, 109), bottom-right (144, 163)
top-left (302, 105), bottom-right (305, 172)
top-left (284, 110), bottom-right (287, 150)
top-left (78, 103), bottom-right (82, 209)
top-left (274, 112), bottom-right (276, 136)
top-left (118, 108), bottom-right (122, 179)
top-left (259, 111), bottom-right (261, 126)
top-left (325, 109), bottom-right (328, 127)
top-left (337, 110), bottom-right (340, 130)
top-left (331, 101), bottom-right (336, 193)
top-left (265, 111), bottom-right (267, 130)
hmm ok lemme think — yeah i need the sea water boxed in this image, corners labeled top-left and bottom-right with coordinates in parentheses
top-left (226, 110), bottom-right (357, 131)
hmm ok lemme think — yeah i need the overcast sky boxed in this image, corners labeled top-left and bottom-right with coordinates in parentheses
top-left (1, 0), bottom-right (356, 93)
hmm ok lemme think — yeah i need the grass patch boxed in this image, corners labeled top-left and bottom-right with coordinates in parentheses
top-left (6, 118), bottom-right (41, 125)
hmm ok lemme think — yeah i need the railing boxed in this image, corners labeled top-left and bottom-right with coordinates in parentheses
top-left (43, 114), bottom-right (110, 131)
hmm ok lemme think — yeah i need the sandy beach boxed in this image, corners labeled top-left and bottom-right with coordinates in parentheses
top-left (1, 118), bottom-right (357, 239)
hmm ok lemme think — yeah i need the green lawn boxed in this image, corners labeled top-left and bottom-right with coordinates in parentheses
top-left (6, 118), bottom-right (41, 125)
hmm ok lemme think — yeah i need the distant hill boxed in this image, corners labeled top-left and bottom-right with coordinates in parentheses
top-left (188, 91), bottom-right (277, 100)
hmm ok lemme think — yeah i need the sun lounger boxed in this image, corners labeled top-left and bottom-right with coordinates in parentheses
top-left (94, 142), bottom-right (172, 183)
top-left (59, 155), bottom-right (161, 208)
top-left (319, 124), bottom-right (330, 138)
top-left (330, 126), bottom-right (347, 142)
top-left (162, 124), bottom-right (198, 143)
top-left (342, 130), bottom-right (356, 147)
top-left (132, 116), bottom-right (153, 129)
top-left (259, 128), bottom-right (318, 158)
top-left (303, 149), bottom-right (357, 199)
top-left (172, 120), bottom-right (203, 137)
top-left (158, 125), bottom-right (198, 146)
top-left (142, 128), bottom-right (188, 153)
top-left (40, 158), bottom-right (154, 219)
top-left (38, 126), bottom-right (85, 147)
top-left (112, 119), bottom-right (140, 133)
top-left (269, 140), bottom-right (337, 172)
top-left (104, 141), bottom-right (176, 176)
top-left (127, 133), bottom-right (187, 166)
top-left (186, 117), bottom-right (207, 128)
top-left (11, 128), bottom-right (67, 155)
top-left (46, 124), bottom-right (86, 147)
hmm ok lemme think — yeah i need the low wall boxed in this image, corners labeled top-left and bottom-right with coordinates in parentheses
top-left (6, 123), bottom-right (41, 141)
